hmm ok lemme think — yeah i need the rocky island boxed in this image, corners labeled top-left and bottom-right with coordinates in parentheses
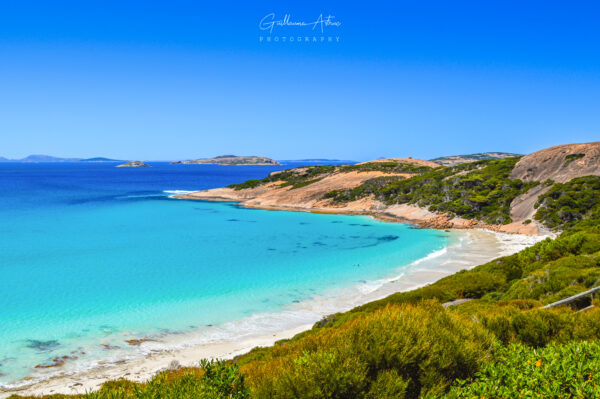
top-left (171, 155), bottom-right (279, 165)
top-left (116, 161), bottom-right (149, 167)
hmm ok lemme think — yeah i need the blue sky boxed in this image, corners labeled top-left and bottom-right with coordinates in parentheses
top-left (1, 1), bottom-right (599, 161)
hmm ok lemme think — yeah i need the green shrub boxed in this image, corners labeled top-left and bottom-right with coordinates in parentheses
top-left (443, 341), bottom-right (600, 398)
top-left (365, 370), bottom-right (409, 399)
top-left (534, 176), bottom-right (600, 230)
top-left (326, 158), bottom-right (537, 224)
top-left (241, 302), bottom-right (495, 399)
top-left (77, 361), bottom-right (249, 399)
top-left (502, 254), bottom-right (600, 303)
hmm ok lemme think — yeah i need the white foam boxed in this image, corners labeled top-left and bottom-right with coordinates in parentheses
top-left (163, 190), bottom-right (195, 199)
top-left (1, 228), bottom-right (549, 395)
top-left (163, 190), bottom-right (194, 195)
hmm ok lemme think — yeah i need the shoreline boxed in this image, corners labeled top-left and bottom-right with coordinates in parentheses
top-left (0, 224), bottom-right (546, 397)
top-left (183, 199), bottom-right (550, 237)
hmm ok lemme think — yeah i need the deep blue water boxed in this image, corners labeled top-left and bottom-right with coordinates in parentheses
top-left (0, 162), bottom-right (449, 385)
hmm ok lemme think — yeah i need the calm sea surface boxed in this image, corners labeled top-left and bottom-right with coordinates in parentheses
top-left (0, 162), bottom-right (450, 385)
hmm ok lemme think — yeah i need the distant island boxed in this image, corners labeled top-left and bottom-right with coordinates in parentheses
top-left (17, 154), bottom-right (81, 162)
top-left (171, 155), bottom-right (280, 165)
top-left (116, 161), bottom-right (149, 167)
top-left (81, 157), bottom-right (123, 162)
top-left (430, 152), bottom-right (521, 166)
top-left (0, 154), bottom-right (123, 162)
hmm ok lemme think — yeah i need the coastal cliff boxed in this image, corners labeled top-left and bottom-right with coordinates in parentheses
top-left (176, 142), bottom-right (600, 235)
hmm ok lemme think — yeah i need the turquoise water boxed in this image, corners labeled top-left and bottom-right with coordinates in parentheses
top-left (0, 163), bottom-right (449, 385)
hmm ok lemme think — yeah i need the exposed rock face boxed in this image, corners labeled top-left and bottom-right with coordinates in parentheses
top-left (116, 161), bottom-right (149, 168)
top-left (431, 152), bottom-right (520, 166)
top-left (509, 184), bottom-right (552, 222)
top-left (510, 142), bottom-right (600, 183)
top-left (171, 155), bottom-right (279, 165)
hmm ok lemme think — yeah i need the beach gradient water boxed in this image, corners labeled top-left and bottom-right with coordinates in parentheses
top-left (0, 162), bottom-right (450, 385)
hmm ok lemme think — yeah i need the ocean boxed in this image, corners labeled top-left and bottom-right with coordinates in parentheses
top-left (0, 162), bottom-right (450, 386)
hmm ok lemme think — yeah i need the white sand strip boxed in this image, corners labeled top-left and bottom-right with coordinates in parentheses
top-left (0, 228), bottom-right (546, 398)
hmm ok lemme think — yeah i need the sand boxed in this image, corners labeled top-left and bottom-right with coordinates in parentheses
top-left (0, 226), bottom-right (547, 398)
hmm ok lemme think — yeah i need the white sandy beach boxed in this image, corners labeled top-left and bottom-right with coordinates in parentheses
top-left (0, 228), bottom-right (547, 398)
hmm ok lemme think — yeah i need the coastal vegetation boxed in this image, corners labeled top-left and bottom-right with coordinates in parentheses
top-left (325, 158), bottom-right (538, 224)
top-left (9, 152), bottom-right (600, 398)
top-left (62, 360), bottom-right (249, 399)
top-left (228, 160), bottom-right (435, 191)
top-left (443, 341), bottom-right (600, 398)
top-left (229, 165), bottom-right (337, 190)
top-left (534, 176), bottom-right (600, 230)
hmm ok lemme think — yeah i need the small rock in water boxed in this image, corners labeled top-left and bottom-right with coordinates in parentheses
top-left (125, 338), bottom-right (157, 346)
top-left (101, 343), bottom-right (120, 350)
top-left (34, 355), bottom-right (76, 368)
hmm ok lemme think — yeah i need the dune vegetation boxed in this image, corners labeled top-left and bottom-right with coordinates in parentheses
top-left (325, 157), bottom-right (539, 225)
top-left (9, 160), bottom-right (600, 399)
top-left (228, 160), bottom-right (435, 191)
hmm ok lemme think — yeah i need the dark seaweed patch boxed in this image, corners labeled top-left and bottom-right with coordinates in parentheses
top-left (26, 339), bottom-right (60, 352)
top-left (377, 235), bottom-right (399, 242)
top-left (312, 241), bottom-right (326, 246)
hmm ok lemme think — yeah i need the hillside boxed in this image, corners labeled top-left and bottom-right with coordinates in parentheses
top-left (176, 157), bottom-right (538, 234)
top-left (175, 158), bottom-right (455, 225)
top-left (431, 152), bottom-right (521, 166)
top-left (171, 155), bottom-right (280, 165)
top-left (177, 143), bottom-right (600, 236)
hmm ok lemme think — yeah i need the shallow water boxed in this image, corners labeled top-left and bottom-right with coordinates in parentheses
top-left (0, 162), bottom-right (449, 385)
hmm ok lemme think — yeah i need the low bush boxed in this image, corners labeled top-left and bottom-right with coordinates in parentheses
top-left (443, 341), bottom-right (600, 398)
top-left (240, 302), bottom-right (495, 399)
top-left (534, 176), bottom-right (600, 230)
